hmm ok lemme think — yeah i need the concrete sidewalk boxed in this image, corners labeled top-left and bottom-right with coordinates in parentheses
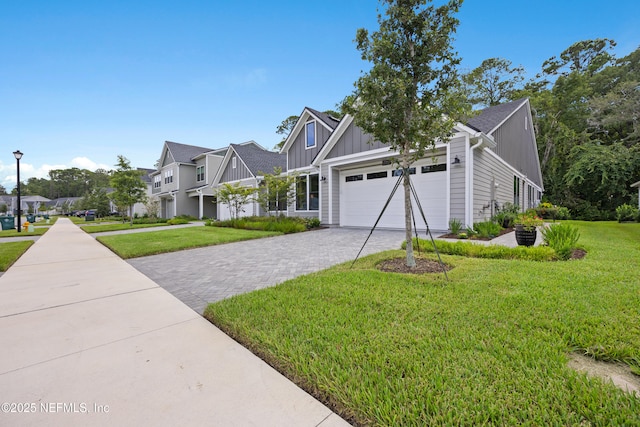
top-left (0, 218), bottom-right (350, 427)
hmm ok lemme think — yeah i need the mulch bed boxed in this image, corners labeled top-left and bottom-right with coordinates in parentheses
top-left (378, 257), bottom-right (451, 274)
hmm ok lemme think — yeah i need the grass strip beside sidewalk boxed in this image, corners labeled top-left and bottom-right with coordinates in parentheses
top-left (97, 226), bottom-right (281, 258)
top-left (0, 241), bottom-right (34, 271)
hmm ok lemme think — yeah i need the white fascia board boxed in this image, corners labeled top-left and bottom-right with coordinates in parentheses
top-left (631, 181), bottom-right (640, 188)
top-left (211, 147), bottom-right (236, 186)
top-left (280, 108), bottom-right (329, 154)
top-left (311, 114), bottom-right (354, 167)
top-left (320, 142), bottom-right (448, 169)
top-left (287, 165), bottom-right (320, 174)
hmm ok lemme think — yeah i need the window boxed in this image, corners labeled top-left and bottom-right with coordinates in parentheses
top-left (345, 174), bottom-right (363, 182)
top-left (367, 171), bottom-right (388, 180)
top-left (305, 121), bottom-right (316, 149)
top-left (232, 156), bottom-right (237, 169)
top-left (153, 175), bottom-right (161, 189)
top-left (196, 165), bottom-right (205, 182)
top-left (421, 164), bottom-right (446, 173)
top-left (296, 176), bottom-right (307, 210)
top-left (164, 169), bottom-right (173, 184)
top-left (296, 174), bottom-right (319, 211)
top-left (392, 168), bottom-right (416, 176)
top-left (513, 176), bottom-right (520, 207)
top-left (525, 116), bottom-right (528, 130)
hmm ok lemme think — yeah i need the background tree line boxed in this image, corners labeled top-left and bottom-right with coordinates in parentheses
top-left (462, 39), bottom-right (640, 220)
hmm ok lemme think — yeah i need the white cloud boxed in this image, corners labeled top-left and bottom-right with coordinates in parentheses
top-left (0, 157), bottom-right (109, 191)
top-left (70, 157), bottom-right (111, 171)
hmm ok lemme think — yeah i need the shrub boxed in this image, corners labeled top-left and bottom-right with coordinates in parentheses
top-left (541, 223), bottom-right (580, 260)
top-left (535, 202), bottom-right (559, 220)
top-left (448, 218), bottom-right (463, 234)
top-left (404, 238), bottom-right (556, 261)
top-left (615, 204), bottom-right (638, 222)
top-left (493, 211), bottom-right (516, 228)
top-left (473, 221), bottom-right (502, 239)
top-left (304, 217), bottom-right (321, 229)
top-left (167, 217), bottom-right (190, 225)
top-left (208, 216), bottom-right (307, 234)
top-left (556, 206), bottom-right (571, 220)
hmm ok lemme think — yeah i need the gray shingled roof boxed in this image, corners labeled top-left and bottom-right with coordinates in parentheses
top-left (231, 143), bottom-right (287, 176)
top-left (306, 107), bottom-right (341, 130)
top-left (466, 98), bottom-right (528, 134)
top-left (137, 168), bottom-right (155, 184)
top-left (165, 141), bottom-right (215, 164)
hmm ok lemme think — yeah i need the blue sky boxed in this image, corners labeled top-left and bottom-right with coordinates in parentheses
top-left (1, 0), bottom-right (639, 191)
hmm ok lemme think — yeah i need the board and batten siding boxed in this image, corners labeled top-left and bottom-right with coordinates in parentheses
top-left (288, 121), bottom-right (333, 170)
top-left (220, 154), bottom-right (253, 183)
top-left (325, 123), bottom-right (389, 159)
top-left (490, 105), bottom-right (543, 188)
top-left (472, 148), bottom-right (514, 223)
top-left (448, 137), bottom-right (467, 225)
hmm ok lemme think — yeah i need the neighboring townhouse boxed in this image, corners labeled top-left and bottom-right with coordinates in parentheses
top-left (149, 141), bottom-right (226, 219)
top-left (211, 141), bottom-right (287, 220)
top-left (280, 99), bottom-right (543, 230)
top-left (131, 168), bottom-right (155, 217)
top-left (1, 195), bottom-right (51, 216)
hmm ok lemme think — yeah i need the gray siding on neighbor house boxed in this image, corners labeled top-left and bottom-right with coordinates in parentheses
top-left (174, 190), bottom-right (199, 218)
top-left (325, 123), bottom-right (389, 159)
top-left (206, 155), bottom-right (224, 186)
top-left (220, 155), bottom-right (253, 182)
top-left (179, 164), bottom-right (196, 192)
top-left (288, 121), bottom-right (333, 170)
top-left (161, 150), bottom-right (175, 168)
top-left (448, 137), bottom-right (467, 225)
top-left (490, 106), bottom-right (543, 188)
top-left (472, 148), bottom-right (514, 223)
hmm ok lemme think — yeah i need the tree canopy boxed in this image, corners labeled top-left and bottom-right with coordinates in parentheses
top-left (109, 156), bottom-right (147, 224)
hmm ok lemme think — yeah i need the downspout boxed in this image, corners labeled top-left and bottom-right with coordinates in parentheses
top-left (466, 137), bottom-right (484, 227)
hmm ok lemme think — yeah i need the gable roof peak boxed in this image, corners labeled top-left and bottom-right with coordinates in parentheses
top-left (466, 98), bottom-right (529, 134)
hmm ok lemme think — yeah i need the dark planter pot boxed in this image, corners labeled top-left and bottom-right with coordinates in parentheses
top-left (515, 226), bottom-right (537, 247)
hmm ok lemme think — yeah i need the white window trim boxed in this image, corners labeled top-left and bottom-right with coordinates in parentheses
top-left (232, 156), bottom-right (237, 169)
top-left (196, 165), bottom-right (205, 182)
top-left (305, 120), bottom-right (316, 150)
top-left (295, 173), bottom-right (319, 212)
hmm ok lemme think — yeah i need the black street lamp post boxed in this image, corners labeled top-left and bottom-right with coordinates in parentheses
top-left (13, 150), bottom-right (23, 232)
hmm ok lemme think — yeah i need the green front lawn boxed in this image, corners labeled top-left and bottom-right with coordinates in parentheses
top-left (204, 221), bottom-right (640, 425)
top-left (97, 226), bottom-right (281, 258)
top-left (81, 222), bottom-right (170, 233)
top-left (0, 227), bottom-right (48, 237)
top-left (0, 241), bottom-right (34, 271)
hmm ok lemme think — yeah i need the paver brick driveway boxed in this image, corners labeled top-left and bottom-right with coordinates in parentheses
top-left (128, 228), bottom-right (407, 314)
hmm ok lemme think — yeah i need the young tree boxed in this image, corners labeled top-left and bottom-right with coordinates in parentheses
top-left (342, 0), bottom-right (467, 267)
top-left (255, 167), bottom-right (297, 215)
top-left (109, 155), bottom-right (147, 225)
top-left (214, 183), bottom-right (256, 220)
top-left (144, 196), bottom-right (160, 218)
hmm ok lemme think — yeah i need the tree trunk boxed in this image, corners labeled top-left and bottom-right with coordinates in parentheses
top-left (402, 152), bottom-right (416, 268)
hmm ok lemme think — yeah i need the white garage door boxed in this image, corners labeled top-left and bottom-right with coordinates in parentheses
top-left (340, 162), bottom-right (448, 230)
